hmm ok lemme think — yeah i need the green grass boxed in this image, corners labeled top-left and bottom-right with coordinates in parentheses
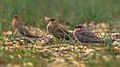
top-left (0, 46), bottom-right (47, 67)
top-left (0, 0), bottom-right (120, 29)
top-left (0, 0), bottom-right (120, 67)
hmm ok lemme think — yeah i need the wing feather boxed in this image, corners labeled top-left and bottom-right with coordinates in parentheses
top-left (76, 31), bottom-right (101, 43)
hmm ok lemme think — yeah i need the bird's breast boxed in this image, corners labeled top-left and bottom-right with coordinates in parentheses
top-left (47, 23), bottom-right (55, 34)
top-left (73, 29), bottom-right (78, 39)
top-left (12, 21), bottom-right (23, 29)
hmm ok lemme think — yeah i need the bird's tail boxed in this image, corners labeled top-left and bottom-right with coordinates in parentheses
top-left (18, 26), bottom-right (44, 38)
top-left (100, 38), bottom-right (115, 43)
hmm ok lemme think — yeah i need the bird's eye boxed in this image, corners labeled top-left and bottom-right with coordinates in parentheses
top-left (78, 26), bottom-right (82, 28)
top-left (50, 18), bottom-right (55, 21)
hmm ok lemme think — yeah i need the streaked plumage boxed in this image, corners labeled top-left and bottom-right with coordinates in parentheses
top-left (46, 17), bottom-right (74, 40)
top-left (12, 15), bottom-right (42, 38)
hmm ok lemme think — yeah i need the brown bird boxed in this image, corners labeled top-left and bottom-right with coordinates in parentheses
top-left (73, 24), bottom-right (102, 43)
top-left (46, 17), bottom-right (74, 40)
top-left (12, 15), bottom-right (42, 38)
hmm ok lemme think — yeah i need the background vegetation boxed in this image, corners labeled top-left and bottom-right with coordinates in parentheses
top-left (0, 0), bottom-right (120, 67)
top-left (0, 0), bottom-right (120, 30)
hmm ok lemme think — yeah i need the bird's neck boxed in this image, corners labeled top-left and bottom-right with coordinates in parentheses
top-left (74, 28), bottom-right (81, 32)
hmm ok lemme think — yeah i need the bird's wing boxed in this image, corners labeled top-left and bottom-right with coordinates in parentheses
top-left (18, 26), bottom-right (42, 38)
top-left (58, 26), bottom-right (72, 34)
top-left (76, 31), bottom-right (101, 43)
top-left (79, 31), bottom-right (99, 38)
top-left (18, 26), bottom-right (31, 36)
top-left (53, 26), bottom-right (72, 40)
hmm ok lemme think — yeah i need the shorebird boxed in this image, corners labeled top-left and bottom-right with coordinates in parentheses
top-left (46, 17), bottom-right (74, 40)
top-left (73, 24), bottom-right (102, 44)
top-left (12, 15), bottom-right (42, 38)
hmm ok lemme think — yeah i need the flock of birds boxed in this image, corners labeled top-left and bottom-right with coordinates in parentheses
top-left (11, 15), bottom-right (108, 45)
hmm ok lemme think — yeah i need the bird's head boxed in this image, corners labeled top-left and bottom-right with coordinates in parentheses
top-left (74, 24), bottom-right (86, 31)
top-left (12, 15), bottom-right (22, 28)
top-left (48, 17), bottom-right (58, 26)
top-left (13, 15), bottom-right (19, 21)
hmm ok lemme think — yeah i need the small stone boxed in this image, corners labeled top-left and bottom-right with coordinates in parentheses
top-left (4, 41), bottom-right (13, 46)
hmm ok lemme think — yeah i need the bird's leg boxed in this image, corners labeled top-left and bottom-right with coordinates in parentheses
top-left (73, 43), bottom-right (77, 51)
top-left (72, 39), bottom-right (78, 52)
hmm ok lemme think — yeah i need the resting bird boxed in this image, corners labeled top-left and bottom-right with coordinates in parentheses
top-left (46, 17), bottom-right (74, 40)
top-left (73, 24), bottom-right (102, 43)
top-left (12, 15), bottom-right (42, 38)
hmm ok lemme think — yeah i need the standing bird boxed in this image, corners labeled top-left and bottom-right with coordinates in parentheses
top-left (46, 17), bottom-right (74, 40)
top-left (12, 15), bottom-right (42, 38)
top-left (73, 24), bottom-right (102, 44)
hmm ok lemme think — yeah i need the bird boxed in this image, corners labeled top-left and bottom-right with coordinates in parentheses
top-left (12, 15), bottom-right (42, 38)
top-left (73, 24), bottom-right (102, 44)
top-left (46, 17), bottom-right (74, 40)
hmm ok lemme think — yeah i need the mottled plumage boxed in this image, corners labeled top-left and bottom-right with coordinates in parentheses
top-left (47, 17), bottom-right (74, 40)
top-left (73, 24), bottom-right (102, 43)
top-left (12, 15), bottom-right (42, 38)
